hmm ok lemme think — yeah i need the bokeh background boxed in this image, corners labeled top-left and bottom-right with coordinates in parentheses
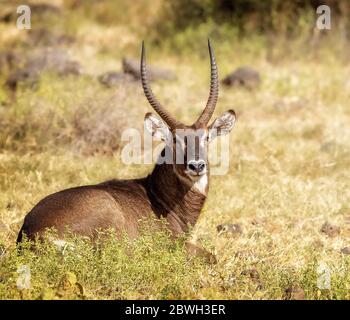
top-left (0, 0), bottom-right (349, 299)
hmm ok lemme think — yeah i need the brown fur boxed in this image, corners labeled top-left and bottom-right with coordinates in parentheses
top-left (17, 42), bottom-right (234, 266)
top-left (17, 152), bottom-right (207, 243)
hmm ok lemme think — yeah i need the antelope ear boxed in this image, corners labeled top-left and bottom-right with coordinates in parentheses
top-left (144, 113), bottom-right (170, 141)
top-left (208, 110), bottom-right (236, 142)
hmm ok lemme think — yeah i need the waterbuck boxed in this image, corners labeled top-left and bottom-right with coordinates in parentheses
top-left (17, 40), bottom-right (236, 257)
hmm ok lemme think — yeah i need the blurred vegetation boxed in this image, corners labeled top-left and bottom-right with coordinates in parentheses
top-left (0, 228), bottom-right (205, 300)
top-left (0, 0), bottom-right (350, 300)
top-left (1, 0), bottom-right (349, 55)
top-left (61, 0), bottom-right (350, 37)
top-left (1, 227), bottom-right (350, 300)
top-left (156, 0), bottom-right (348, 34)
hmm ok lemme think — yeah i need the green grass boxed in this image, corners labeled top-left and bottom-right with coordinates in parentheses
top-left (1, 228), bottom-right (205, 300)
top-left (0, 0), bottom-right (350, 300)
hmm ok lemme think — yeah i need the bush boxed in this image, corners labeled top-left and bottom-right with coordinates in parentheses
top-left (0, 228), bottom-right (204, 300)
top-left (0, 73), bottom-right (143, 155)
top-left (154, 0), bottom-right (348, 37)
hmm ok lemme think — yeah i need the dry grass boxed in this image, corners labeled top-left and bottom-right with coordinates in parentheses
top-left (0, 0), bottom-right (350, 300)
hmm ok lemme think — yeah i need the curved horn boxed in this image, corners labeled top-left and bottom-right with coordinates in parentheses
top-left (194, 39), bottom-right (219, 126)
top-left (140, 41), bottom-right (181, 129)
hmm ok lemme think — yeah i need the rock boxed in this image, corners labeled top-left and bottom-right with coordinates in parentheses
top-left (341, 247), bottom-right (350, 255)
top-left (222, 66), bottom-right (260, 89)
top-left (98, 72), bottom-right (135, 87)
top-left (25, 29), bottom-right (75, 47)
top-left (26, 48), bottom-right (81, 76)
top-left (6, 69), bottom-right (38, 90)
top-left (30, 3), bottom-right (62, 15)
top-left (0, 7), bottom-right (15, 23)
top-left (217, 223), bottom-right (243, 236)
top-left (122, 57), bottom-right (176, 81)
top-left (1, 3), bottom-right (61, 23)
top-left (320, 222), bottom-right (340, 237)
top-left (241, 269), bottom-right (260, 282)
top-left (6, 48), bottom-right (80, 90)
top-left (241, 268), bottom-right (263, 289)
top-left (284, 286), bottom-right (305, 300)
top-left (185, 242), bottom-right (217, 264)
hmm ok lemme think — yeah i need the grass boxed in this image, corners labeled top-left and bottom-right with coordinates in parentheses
top-left (0, 0), bottom-right (350, 299)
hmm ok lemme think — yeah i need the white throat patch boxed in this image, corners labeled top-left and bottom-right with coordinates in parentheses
top-left (192, 174), bottom-right (208, 195)
top-left (174, 168), bottom-right (208, 196)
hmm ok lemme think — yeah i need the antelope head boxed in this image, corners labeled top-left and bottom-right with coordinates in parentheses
top-left (142, 40), bottom-right (236, 185)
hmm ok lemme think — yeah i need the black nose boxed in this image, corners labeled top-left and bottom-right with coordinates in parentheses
top-left (188, 161), bottom-right (206, 173)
